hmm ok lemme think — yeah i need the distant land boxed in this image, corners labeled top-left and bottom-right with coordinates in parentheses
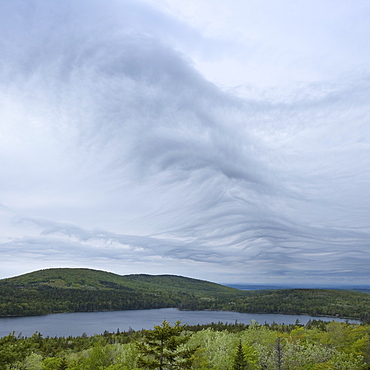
top-left (227, 284), bottom-right (370, 293)
top-left (0, 268), bottom-right (369, 321)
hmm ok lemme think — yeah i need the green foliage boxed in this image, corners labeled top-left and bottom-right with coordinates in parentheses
top-left (0, 268), bottom-right (240, 317)
top-left (275, 336), bottom-right (284, 370)
top-left (0, 332), bottom-right (36, 370)
top-left (1, 269), bottom-right (370, 321)
top-left (136, 320), bottom-right (197, 369)
top-left (224, 289), bottom-right (370, 321)
top-left (18, 352), bottom-right (43, 370)
top-left (42, 357), bottom-right (68, 370)
top-left (187, 328), bottom-right (235, 369)
top-left (0, 321), bottom-right (369, 369)
top-left (232, 341), bottom-right (249, 369)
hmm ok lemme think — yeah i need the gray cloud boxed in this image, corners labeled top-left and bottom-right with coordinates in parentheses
top-left (0, 0), bottom-right (369, 284)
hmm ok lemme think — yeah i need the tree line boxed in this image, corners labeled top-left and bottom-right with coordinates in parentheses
top-left (1, 269), bottom-right (369, 321)
top-left (1, 319), bottom-right (369, 369)
top-left (1, 283), bottom-right (370, 322)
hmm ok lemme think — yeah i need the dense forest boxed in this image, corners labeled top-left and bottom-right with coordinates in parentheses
top-left (1, 320), bottom-right (369, 369)
top-left (1, 268), bottom-right (370, 321)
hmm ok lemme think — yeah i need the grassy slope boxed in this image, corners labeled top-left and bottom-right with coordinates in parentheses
top-left (0, 268), bottom-right (369, 320)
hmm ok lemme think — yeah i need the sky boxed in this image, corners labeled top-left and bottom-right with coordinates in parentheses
top-left (1, 0), bottom-right (370, 285)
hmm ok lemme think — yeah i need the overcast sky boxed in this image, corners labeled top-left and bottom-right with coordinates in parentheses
top-left (1, 0), bottom-right (370, 285)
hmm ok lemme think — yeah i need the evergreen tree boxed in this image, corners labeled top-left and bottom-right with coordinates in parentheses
top-left (232, 340), bottom-right (249, 370)
top-left (275, 336), bottom-right (284, 370)
top-left (136, 320), bottom-right (197, 369)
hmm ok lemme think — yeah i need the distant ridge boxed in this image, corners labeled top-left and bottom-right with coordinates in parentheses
top-left (0, 268), bottom-right (369, 321)
top-left (228, 284), bottom-right (370, 293)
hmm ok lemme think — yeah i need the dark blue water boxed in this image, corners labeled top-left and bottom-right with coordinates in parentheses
top-left (0, 308), bottom-right (360, 338)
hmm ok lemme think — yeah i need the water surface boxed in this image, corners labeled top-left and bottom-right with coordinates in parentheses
top-left (0, 308), bottom-right (359, 338)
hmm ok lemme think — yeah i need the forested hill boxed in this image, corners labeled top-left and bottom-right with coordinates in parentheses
top-left (1, 268), bottom-right (236, 295)
top-left (0, 268), bottom-right (369, 321)
top-left (0, 268), bottom-right (241, 317)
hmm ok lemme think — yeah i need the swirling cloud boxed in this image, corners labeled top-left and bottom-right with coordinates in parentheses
top-left (1, 0), bottom-right (370, 285)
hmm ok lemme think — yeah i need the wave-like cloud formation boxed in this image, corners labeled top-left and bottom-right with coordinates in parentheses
top-left (1, 0), bottom-right (370, 284)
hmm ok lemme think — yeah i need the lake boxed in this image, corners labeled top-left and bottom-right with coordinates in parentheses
top-left (0, 308), bottom-right (360, 338)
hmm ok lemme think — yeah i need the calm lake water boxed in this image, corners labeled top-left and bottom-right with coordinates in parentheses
top-left (0, 308), bottom-right (360, 338)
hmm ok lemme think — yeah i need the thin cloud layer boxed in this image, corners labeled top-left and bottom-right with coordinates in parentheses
top-left (0, 0), bottom-right (369, 284)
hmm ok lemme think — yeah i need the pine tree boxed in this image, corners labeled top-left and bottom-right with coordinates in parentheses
top-left (232, 340), bottom-right (249, 370)
top-left (136, 320), bottom-right (197, 369)
top-left (275, 336), bottom-right (284, 370)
